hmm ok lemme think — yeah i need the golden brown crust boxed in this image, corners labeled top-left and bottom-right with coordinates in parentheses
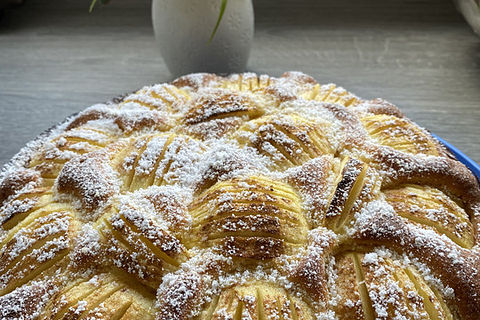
top-left (0, 169), bottom-right (40, 206)
top-left (56, 149), bottom-right (118, 214)
top-left (351, 206), bottom-right (480, 320)
top-left (0, 71), bottom-right (479, 320)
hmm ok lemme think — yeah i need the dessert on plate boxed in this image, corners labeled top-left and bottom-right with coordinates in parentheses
top-left (0, 72), bottom-right (479, 320)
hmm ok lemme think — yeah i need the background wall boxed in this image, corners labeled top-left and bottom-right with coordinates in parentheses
top-left (0, 0), bottom-right (479, 165)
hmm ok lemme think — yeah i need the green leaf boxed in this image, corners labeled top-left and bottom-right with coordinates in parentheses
top-left (89, 0), bottom-right (98, 13)
top-left (208, 0), bottom-right (228, 43)
top-left (89, 0), bottom-right (110, 12)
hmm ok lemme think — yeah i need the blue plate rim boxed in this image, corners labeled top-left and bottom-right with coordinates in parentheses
top-left (432, 133), bottom-right (480, 181)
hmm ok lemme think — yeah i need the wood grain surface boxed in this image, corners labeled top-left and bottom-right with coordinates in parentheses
top-left (0, 0), bottom-right (479, 166)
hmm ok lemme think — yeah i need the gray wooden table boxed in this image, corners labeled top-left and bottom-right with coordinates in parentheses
top-left (0, 0), bottom-right (479, 166)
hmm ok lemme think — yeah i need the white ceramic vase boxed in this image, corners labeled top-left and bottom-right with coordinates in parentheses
top-left (152, 0), bottom-right (254, 77)
top-left (455, 0), bottom-right (480, 36)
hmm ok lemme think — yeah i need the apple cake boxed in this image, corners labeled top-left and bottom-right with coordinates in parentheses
top-left (0, 72), bottom-right (479, 320)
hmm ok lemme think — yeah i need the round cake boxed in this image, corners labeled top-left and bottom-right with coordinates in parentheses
top-left (0, 72), bottom-right (479, 320)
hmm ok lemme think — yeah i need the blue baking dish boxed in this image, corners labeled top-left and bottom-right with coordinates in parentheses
top-left (432, 134), bottom-right (480, 181)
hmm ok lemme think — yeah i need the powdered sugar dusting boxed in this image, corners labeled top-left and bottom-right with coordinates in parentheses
top-left (1, 71), bottom-right (479, 320)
